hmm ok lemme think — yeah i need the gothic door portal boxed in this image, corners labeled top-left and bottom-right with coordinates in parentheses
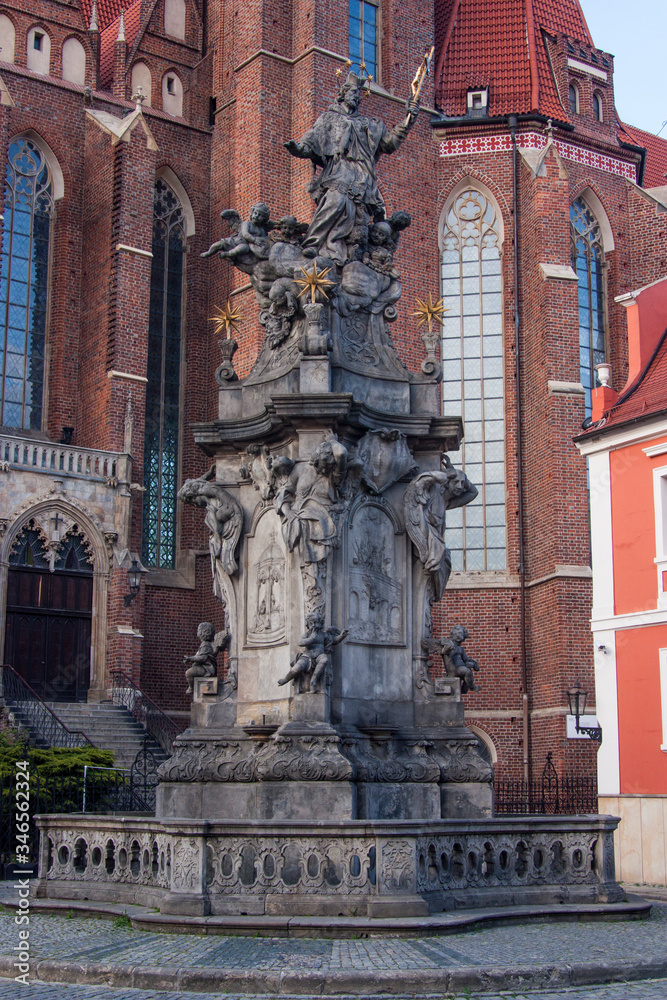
top-left (4, 526), bottom-right (93, 702)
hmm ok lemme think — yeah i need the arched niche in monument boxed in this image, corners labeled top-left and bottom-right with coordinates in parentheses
top-left (244, 502), bottom-right (288, 648)
top-left (345, 497), bottom-right (406, 647)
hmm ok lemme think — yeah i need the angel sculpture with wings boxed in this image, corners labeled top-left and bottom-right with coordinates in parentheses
top-left (202, 203), bottom-right (274, 264)
top-left (184, 621), bottom-right (229, 695)
top-left (178, 467), bottom-right (244, 602)
top-left (404, 456), bottom-right (478, 602)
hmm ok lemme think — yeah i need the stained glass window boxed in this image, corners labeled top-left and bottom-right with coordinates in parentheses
top-left (570, 197), bottom-right (605, 418)
top-left (0, 138), bottom-right (53, 430)
top-left (142, 178), bottom-right (185, 569)
top-left (349, 0), bottom-right (378, 80)
top-left (440, 188), bottom-right (506, 573)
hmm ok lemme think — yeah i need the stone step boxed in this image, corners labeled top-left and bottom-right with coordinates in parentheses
top-left (7, 700), bottom-right (171, 769)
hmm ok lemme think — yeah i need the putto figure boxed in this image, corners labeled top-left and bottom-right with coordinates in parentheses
top-left (424, 625), bottom-right (480, 694)
top-left (202, 204), bottom-right (273, 263)
top-left (284, 71), bottom-right (420, 264)
top-left (277, 612), bottom-right (348, 693)
top-left (184, 621), bottom-right (229, 695)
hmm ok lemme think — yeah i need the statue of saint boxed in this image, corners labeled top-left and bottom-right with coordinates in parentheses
top-left (284, 71), bottom-right (420, 264)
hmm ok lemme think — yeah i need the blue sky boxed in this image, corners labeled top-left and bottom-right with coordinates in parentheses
top-left (581, 0), bottom-right (666, 135)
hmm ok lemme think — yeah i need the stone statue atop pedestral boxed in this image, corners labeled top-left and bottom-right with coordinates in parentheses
top-left (283, 70), bottom-right (420, 264)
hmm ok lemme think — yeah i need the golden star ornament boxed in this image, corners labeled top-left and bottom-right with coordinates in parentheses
top-left (209, 300), bottom-right (243, 339)
top-left (413, 293), bottom-right (447, 333)
top-left (295, 262), bottom-right (335, 304)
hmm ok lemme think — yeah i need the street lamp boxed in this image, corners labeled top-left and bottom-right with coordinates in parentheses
top-left (124, 557), bottom-right (143, 606)
top-left (567, 680), bottom-right (602, 742)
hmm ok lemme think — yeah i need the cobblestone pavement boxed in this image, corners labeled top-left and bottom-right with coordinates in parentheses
top-left (0, 903), bottom-right (665, 997)
top-left (1, 905), bottom-right (665, 972)
top-left (0, 980), bottom-right (666, 999)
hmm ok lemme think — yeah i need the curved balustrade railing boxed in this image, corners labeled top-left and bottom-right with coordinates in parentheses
top-left (110, 669), bottom-right (184, 754)
top-left (0, 665), bottom-right (95, 749)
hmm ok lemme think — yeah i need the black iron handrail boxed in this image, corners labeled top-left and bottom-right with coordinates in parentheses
top-left (0, 665), bottom-right (95, 749)
top-left (110, 669), bottom-right (184, 754)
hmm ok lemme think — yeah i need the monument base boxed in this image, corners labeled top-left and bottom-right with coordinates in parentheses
top-left (35, 813), bottom-right (625, 920)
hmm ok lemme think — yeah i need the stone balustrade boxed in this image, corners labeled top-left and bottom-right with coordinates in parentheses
top-left (0, 434), bottom-right (129, 485)
top-left (35, 814), bottom-right (624, 918)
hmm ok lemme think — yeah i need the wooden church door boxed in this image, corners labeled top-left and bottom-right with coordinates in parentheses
top-left (4, 525), bottom-right (93, 702)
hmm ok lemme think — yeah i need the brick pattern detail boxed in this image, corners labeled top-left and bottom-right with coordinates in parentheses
top-left (439, 131), bottom-right (637, 180)
top-left (0, 0), bottom-right (666, 785)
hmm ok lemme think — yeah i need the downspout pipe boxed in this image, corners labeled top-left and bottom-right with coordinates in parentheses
top-left (508, 113), bottom-right (530, 786)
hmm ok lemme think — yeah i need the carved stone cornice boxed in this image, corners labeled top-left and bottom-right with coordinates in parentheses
top-left (158, 731), bottom-right (488, 785)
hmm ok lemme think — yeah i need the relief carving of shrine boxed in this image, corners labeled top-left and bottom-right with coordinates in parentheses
top-left (245, 503), bottom-right (288, 647)
top-left (345, 498), bottom-right (405, 647)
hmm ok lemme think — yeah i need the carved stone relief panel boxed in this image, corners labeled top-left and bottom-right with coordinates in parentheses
top-left (245, 505), bottom-right (288, 647)
top-left (346, 500), bottom-right (405, 646)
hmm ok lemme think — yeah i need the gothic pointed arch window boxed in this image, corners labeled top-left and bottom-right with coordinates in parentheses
top-left (0, 137), bottom-right (55, 430)
top-left (142, 177), bottom-right (186, 569)
top-left (570, 196), bottom-right (606, 417)
top-left (440, 185), bottom-right (506, 573)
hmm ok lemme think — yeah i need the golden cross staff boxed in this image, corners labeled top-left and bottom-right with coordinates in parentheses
top-left (410, 46), bottom-right (435, 102)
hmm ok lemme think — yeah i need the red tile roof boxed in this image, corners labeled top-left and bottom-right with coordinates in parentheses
top-left (99, 0), bottom-right (143, 91)
top-left (594, 330), bottom-right (667, 431)
top-left (618, 122), bottom-right (667, 189)
top-left (434, 0), bottom-right (593, 119)
top-left (80, 0), bottom-right (140, 33)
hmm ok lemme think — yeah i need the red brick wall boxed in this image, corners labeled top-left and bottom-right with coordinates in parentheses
top-left (2, 0), bottom-right (666, 785)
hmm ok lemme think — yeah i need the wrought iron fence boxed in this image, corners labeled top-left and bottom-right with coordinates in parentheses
top-left (494, 753), bottom-right (598, 815)
top-left (0, 742), bottom-right (159, 878)
top-left (0, 665), bottom-right (95, 749)
top-left (110, 668), bottom-right (184, 754)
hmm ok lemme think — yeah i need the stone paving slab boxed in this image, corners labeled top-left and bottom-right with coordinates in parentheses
top-left (0, 898), bottom-right (665, 995)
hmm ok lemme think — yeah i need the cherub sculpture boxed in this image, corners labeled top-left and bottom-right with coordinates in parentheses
top-left (271, 215), bottom-right (308, 246)
top-left (362, 221), bottom-right (400, 278)
top-left (423, 625), bottom-right (480, 694)
top-left (184, 621), bottom-right (229, 695)
top-left (277, 611), bottom-right (348, 693)
top-left (202, 203), bottom-right (274, 263)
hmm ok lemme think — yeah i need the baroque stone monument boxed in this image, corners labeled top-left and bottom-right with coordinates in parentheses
top-left (35, 61), bottom-right (624, 921)
top-left (158, 63), bottom-right (493, 829)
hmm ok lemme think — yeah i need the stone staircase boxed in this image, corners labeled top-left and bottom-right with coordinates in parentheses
top-left (42, 702), bottom-right (170, 771)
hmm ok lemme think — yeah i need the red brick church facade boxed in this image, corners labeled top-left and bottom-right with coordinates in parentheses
top-left (0, 0), bottom-right (665, 788)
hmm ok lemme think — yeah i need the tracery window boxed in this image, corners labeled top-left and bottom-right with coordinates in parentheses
top-left (0, 138), bottom-right (54, 430)
top-left (142, 178), bottom-right (185, 569)
top-left (349, 0), bottom-right (378, 80)
top-left (440, 187), bottom-right (506, 573)
top-left (570, 197), bottom-right (606, 418)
